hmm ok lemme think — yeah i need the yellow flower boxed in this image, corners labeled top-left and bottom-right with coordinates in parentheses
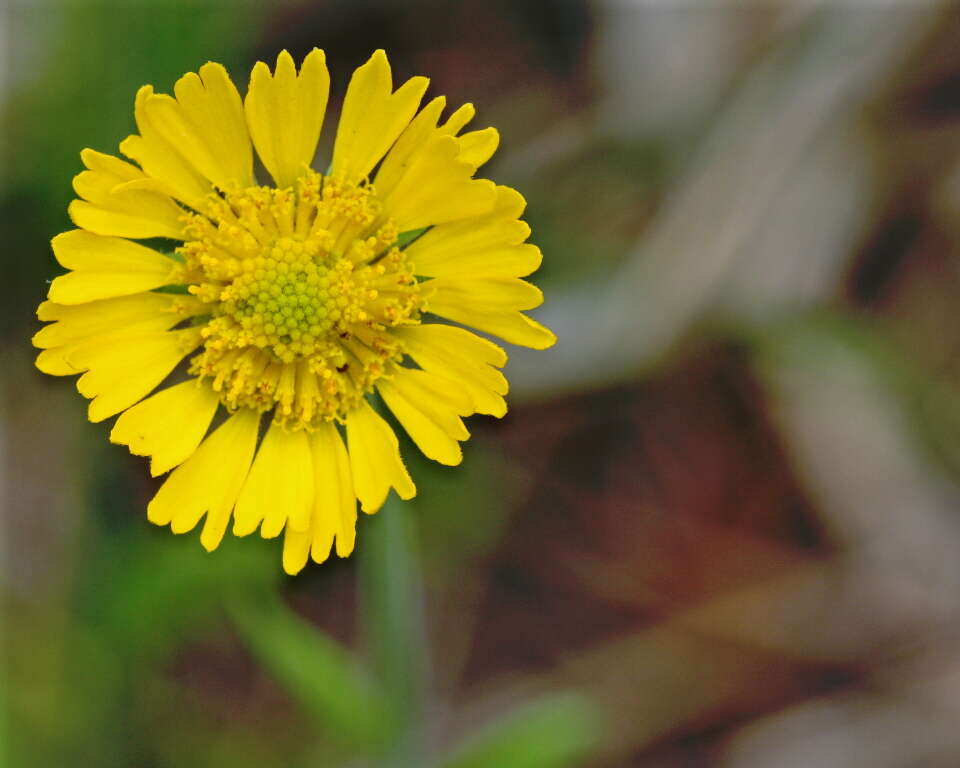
top-left (33, 49), bottom-right (555, 574)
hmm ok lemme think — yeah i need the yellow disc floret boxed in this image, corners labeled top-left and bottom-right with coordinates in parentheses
top-left (177, 170), bottom-right (422, 429)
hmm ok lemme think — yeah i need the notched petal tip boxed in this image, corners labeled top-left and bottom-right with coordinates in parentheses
top-left (249, 59), bottom-right (272, 83)
top-left (134, 84), bottom-right (155, 104)
top-left (301, 48), bottom-right (327, 74)
top-left (204, 59), bottom-right (231, 73)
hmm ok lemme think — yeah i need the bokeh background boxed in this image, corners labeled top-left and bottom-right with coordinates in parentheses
top-left (5, 1), bottom-right (960, 766)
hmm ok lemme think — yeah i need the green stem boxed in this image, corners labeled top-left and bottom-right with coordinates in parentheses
top-left (359, 494), bottom-right (429, 765)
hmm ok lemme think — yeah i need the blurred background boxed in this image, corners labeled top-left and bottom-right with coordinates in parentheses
top-left (5, 0), bottom-right (960, 766)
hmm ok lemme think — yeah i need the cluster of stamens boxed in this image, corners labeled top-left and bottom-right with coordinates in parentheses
top-left (176, 171), bottom-right (423, 428)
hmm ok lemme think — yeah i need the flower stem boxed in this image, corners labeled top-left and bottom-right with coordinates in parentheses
top-left (359, 494), bottom-right (429, 765)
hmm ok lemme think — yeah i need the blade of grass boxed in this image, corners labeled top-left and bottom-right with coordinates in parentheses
top-left (229, 591), bottom-right (392, 750)
top-left (435, 692), bottom-right (602, 768)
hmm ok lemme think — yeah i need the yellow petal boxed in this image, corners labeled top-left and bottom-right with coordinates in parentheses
top-left (376, 99), bottom-right (494, 203)
top-left (394, 324), bottom-right (509, 417)
top-left (396, 323), bottom-right (507, 371)
top-left (68, 200), bottom-right (182, 242)
top-left (32, 293), bottom-right (199, 350)
top-left (378, 386), bottom-right (461, 465)
top-left (51, 229), bottom-right (176, 273)
top-left (78, 148), bottom-right (144, 182)
top-left (121, 86), bottom-right (211, 209)
top-left (140, 63), bottom-right (253, 191)
top-left (35, 322), bottom-right (188, 378)
top-left (427, 276), bottom-right (544, 312)
top-left (34, 294), bottom-right (201, 377)
top-left (346, 399), bottom-right (415, 514)
top-left (35, 348), bottom-right (88, 377)
top-left (68, 149), bottom-right (185, 239)
top-left (377, 368), bottom-right (471, 466)
top-left (331, 50), bottom-right (429, 183)
top-left (374, 96), bottom-right (446, 198)
top-left (456, 127), bottom-right (499, 169)
top-left (437, 305), bottom-right (556, 350)
top-left (406, 185), bottom-right (529, 273)
top-left (147, 409), bottom-right (260, 547)
top-left (391, 367), bottom-right (472, 417)
top-left (309, 422), bottom-right (357, 561)
top-left (378, 134), bottom-right (497, 230)
top-left (282, 528), bottom-right (312, 576)
top-left (416, 273), bottom-right (556, 353)
top-left (141, 100), bottom-right (234, 192)
top-left (414, 243), bottom-right (541, 279)
top-left (48, 271), bottom-right (177, 305)
top-left (245, 49), bottom-right (330, 189)
top-left (110, 380), bottom-right (220, 476)
top-left (70, 327), bottom-right (202, 422)
top-left (438, 103), bottom-right (475, 135)
top-left (233, 421), bottom-right (314, 538)
top-left (48, 230), bottom-right (179, 304)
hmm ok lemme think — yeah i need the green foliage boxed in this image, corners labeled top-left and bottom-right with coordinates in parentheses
top-left (436, 692), bottom-right (603, 768)
top-left (229, 593), bottom-right (392, 750)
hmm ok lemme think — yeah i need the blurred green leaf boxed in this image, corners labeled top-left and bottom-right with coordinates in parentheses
top-left (4, 0), bottom-right (264, 230)
top-left (229, 591), bottom-right (391, 749)
top-left (86, 521), bottom-right (278, 660)
top-left (408, 445), bottom-right (514, 581)
top-left (436, 692), bottom-right (602, 768)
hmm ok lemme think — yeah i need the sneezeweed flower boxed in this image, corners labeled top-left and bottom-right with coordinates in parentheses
top-left (33, 49), bottom-right (555, 573)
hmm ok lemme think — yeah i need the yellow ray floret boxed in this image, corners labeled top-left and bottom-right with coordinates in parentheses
top-left (110, 381), bottom-right (221, 476)
top-left (245, 49), bottom-right (330, 190)
top-left (69, 149), bottom-right (186, 240)
top-left (234, 421), bottom-right (314, 538)
top-left (377, 368), bottom-right (473, 466)
top-left (34, 48), bottom-right (555, 573)
top-left (147, 409), bottom-right (260, 547)
top-left (142, 62), bottom-right (254, 191)
top-left (49, 230), bottom-right (181, 304)
top-left (332, 50), bottom-right (429, 184)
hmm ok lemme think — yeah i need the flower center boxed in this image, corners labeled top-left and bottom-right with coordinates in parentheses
top-left (176, 171), bottom-right (423, 428)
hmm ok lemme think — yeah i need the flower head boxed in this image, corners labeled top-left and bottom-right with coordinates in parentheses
top-left (34, 49), bottom-right (555, 573)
